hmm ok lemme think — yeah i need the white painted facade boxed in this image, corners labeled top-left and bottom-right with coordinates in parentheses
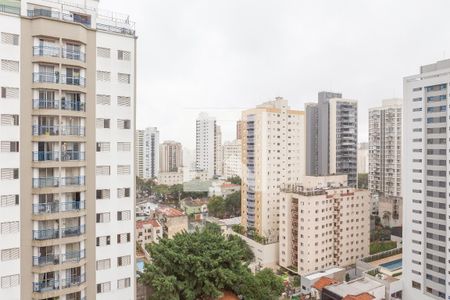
top-left (195, 112), bottom-right (221, 178)
top-left (222, 139), bottom-right (241, 179)
top-left (143, 127), bottom-right (159, 179)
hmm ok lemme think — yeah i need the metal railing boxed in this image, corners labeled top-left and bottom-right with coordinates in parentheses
top-left (32, 177), bottom-right (59, 188)
top-left (28, 9), bottom-right (60, 19)
top-left (61, 200), bottom-right (85, 211)
top-left (62, 48), bottom-right (86, 62)
top-left (32, 278), bottom-right (59, 292)
top-left (60, 126), bottom-right (85, 136)
top-left (32, 72), bottom-right (86, 87)
top-left (61, 274), bottom-right (86, 289)
top-left (32, 151), bottom-right (59, 162)
top-left (61, 176), bottom-right (85, 186)
top-left (33, 72), bottom-right (58, 84)
top-left (32, 228), bottom-right (59, 240)
top-left (60, 75), bottom-right (86, 87)
top-left (32, 125), bottom-right (59, 136)
top-left (61, 150), bottom-right (85, 161)
top-left (0, 4), bottom-right (20, 15)
top-left (61, 99), bottom-right (86, 111)
top-left (32, 45), bottom-right (60, 58)
top-left (61, 225), bottom-right (85, 238)
top-left (61, 249), bottom-right (86, 263)
top-left (33, 99), bottom-right (59, 109)
top-left (33, 249), bottom-right (86, 266)
top-left (32, 254), bottom-right (59, 266)
top-left (32, 200), bottom-right (85, 214)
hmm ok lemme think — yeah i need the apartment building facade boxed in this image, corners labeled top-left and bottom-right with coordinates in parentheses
top-left (135, 129), bottom-right (144, 178)
top-left (279, 175), bottom-right (370, 275)
top-left (0, 1), bottom-right (136, 299)
top-left (195, 112), bottom-right (222, 179)
top-left (222, 139), bottom-right (241, 179)
top-left (143, 127), bottom-right (159, 179)
top-left (240, 97), bottom-right (305, 242)
top-left (403, 59), bottom-right (450, 300)
top-left (159, 140), bottom-right (182, 173)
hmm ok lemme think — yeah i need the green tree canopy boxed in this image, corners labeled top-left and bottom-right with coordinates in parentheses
top-left (139, 224), bottom-right (283, 300)
top-left (227, 176), bottom-right (241, 185)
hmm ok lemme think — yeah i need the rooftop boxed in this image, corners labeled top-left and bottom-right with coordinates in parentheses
top-left (343, 293), bottom-right (375, 300)
top-left (157, 206), bottom-right (185, 217)
top-left (182, 197), bottom-right (209, 207)
top-left (136, 219), bottom-right (161, 229)
top-left (312, 277), bottom-right (338, 290)
top-left (304, 267), bottom-right (344, 281)
top-left (325, 277), bottom-right (383, 297)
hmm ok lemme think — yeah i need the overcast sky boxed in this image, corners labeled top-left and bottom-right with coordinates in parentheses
top-left (106, 0), bottom-right (450, 150)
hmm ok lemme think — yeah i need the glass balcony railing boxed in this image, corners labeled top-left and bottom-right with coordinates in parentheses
top-left (62, 48), bottom-right (86, 62)
top-left (61, 249), bottom-right (86, 263)
top-left (61, 274), bottom-right (86, 289)
top-left (61, 225), bottom-right (85, 238)
top-left (32, 125), bottom-right (59, 136)
top-left (32, 151), bottom-right (59, 162)
top-left (61, 100), bottom-right (86, 112)
top-left (0, 3), bottom-right (20, 15)
top-left (61, 151), bottom-right (85, 161)
top-left (61, 176), bottom-right (85, 186)
top-left (28, 9), bottom-right (60, 19)
top-left (32, 73), bottom-right (86, 87)
top-left (32, 249), bottom-right (86, 266)
top-left (32, 254), bottom-right (59, 266)
top-left (60, 126), bottom-right (85, 136)
top-left (32, 201), bottom-right (85, 215)
top-left (33, 228), bottom-right (59, 240)
top-left (33, 99), bottom-right (59, 109)
top-left (32, 45), bottom-right (60, 58)
top-left (60, 75), bottom-right (86, 87)
top-left (32, 177), bottom-right (59, 188)
top-left (32, 278), bottom-right (59, 292)
top-left (33, 72), bottom-right (58, 84)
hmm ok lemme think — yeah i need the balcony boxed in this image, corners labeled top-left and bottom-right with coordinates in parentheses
top-left (33, 99), bottom-right (59, 110)
top-left (33, 249), bottom-right (86, 266)
top-left (32, 151), bottom-right (59, 162)
top-left (27, 9), bottom-right (91, 28)
top-left (60, 75), bottom-right (86, 87)
top-left (61, 274), bottom-right (86, 289)
top-left (33, 228), bottom-right (59, 240)
top-left (32, 278), bottom-right (59, 293)
top-left (32, 125), bottom-right (59, 136)
top-left (32, 177), bottom-right (59, 188)
top-left (61, 225), bottom-right (85, 238)
top-left (61, 249), bottom-right (86, 263)
top-left (61, 151), bottom-right (85, 161)
top-left (33, 254), bottom-right (59, 266)
top-left (33, 45), bottom-right (60, 58)
top-left (60, 126), bottom-right (85, 136)
top-left (61, 176), bottom-right (85, 186)
top-left (32, 72), bottom-right (86, 87)
top-left (62, 48), bottom-right (86, 62)
top-left (32, 201), bottom-right (85, 215)
top-left (61, 100), bottom-right (85, 112)
top-left (33, 72), bottom-right (58, 84)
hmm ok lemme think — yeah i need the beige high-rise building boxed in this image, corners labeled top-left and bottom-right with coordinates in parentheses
top-left (241, 97), bottom-right (305, 242)
top-left (279, 175), bottom-right (370, 275)
top-left (159, 140), bottom-right (183, 172)
top-left (0, 1), bottom-right (136, 299)
top-left (222, 139), bottom-right (241, 179)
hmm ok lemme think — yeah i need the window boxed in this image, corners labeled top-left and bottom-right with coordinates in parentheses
top-left (96, 94), bottom-right (111, 105)
top-left (117, 119), bottom-right (131, 129)
top-left (117, 165), bottom-right (130, 175)
top-left (1, 221), bottom-right (19, 234)
top-left (96, 235), bottom-right (111, 247)
top-left (97, 282), bottom-right (111, 293)
top-left (96, 189), bottom-right (110, 200)
top-left (117, 96), bottom-right (131, 106)
top-left (1, 168), bottom-right (19, 180)
top-left (1, 248), bottom-right (19, 261)
top-left (1, 60), bottom-right (19, 72)
top-left (1, 274), bottom-right (19, 289)
top-left (96, 142), bottom-right (110, 152)
top-left (1, 33), bottom-right (19, 45)
top-left (118, 73), bottom-right (130, 84)
top-left (117, 142), bottom-right (131, 152)
top-left (117, 232), bottom-right (131, 244)
top-left (1, 114), bottom-right (19, 126)
top-left (96, 166), bottom-right (110, 176)
top-left (96, 118), bottom-right (110, 129)
top-left (117, 188), bottom-right (130, 198)
top-left (96, 258), bottom-right (111, 271)
top-left (97, 47), bottom-right (111, 58)
top-left (0, 195), bottom-right (19, 207)
top-left (96, 212), bottom-right (111, 223)
top-left (0, 141), bottom-right (19, 152)
top-left (117, 255), bottom-right (131, 267)
top-left (117, 277), bottom-right (131, 289)
top-left (117, 210), bottom-right (131, 221)
top-left (117, 50), bottom-right (131, 61)
top-left (97, 71), bottom-right (111, 82)
top-left (1, 87), bottom-right (19, 99)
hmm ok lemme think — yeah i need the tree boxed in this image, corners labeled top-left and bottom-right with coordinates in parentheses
top-left (225, 191), bottom-right (241, 217)
top-left (207, 196), bottom-right (226, 218)
top-left (357, 173), bottom-right (368, 189)
top-left (227, 176), bottom-right (241, 185)
top-left (140, 224), bottom-right (282, 300)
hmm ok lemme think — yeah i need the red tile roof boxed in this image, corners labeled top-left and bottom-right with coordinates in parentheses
top-left (136, 219), bottom-right (160, 229)
top-left (343, 293), bottom-right (375, 300)
top-left (157, 206), bottom-right (185, 217)
top-left (312, 277), bottom-right (338, 290)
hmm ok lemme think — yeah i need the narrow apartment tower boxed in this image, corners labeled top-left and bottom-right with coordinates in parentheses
top-left (403, 59), bottom-right (450, 300)
top-left (159, 140), bottom-right (183, 172)
top-left (143, 127), bottom-right (159, 179)
top-left (0, 1), bottom-right (136, 299)
top-left (195, 112), bottom-right (221, 179)
top-left (135, 130), bottom-right (145, 178)
top-left (240, 97), bottom-right (305, 242)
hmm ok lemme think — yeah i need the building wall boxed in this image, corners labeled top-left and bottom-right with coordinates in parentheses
top-left (143, 127), bottom-right (159, 179)
top-left (222, 139), bottom-right (241, 179)
top-left (357, 142), bottom-right (368, 174)
top-left (195, 113), bottom-right (219, 178)
top-left (158, 171), bottom-right (183, 186)
top-left (159, 140), bottom-right (182, 173)
top-left (135, 129), bottom-right (144, 178)
top-left (305, 103), bottom-right (319, 176)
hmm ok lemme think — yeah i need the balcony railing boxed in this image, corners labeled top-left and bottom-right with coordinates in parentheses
top-left (62, 48), bottom-right (86, 62)
top-left (61, 176), bottom-right (85, 186)
top-left (32, 125), bottom-right (59, 136)
top-left (33, 228), bottom-right (59, 240)
top-left (33, 45), bottom-right (60, 58)
top-left (32, 200), bottom-right (85, 215)
top-left (32, 72), bottom-right (86, 87)
top-left (60, 126), bottom-right (85, 136)
top-left (33, 99), bottom-right (59, 109)
top-left (32, 278), bottom-right (59, 292)
top-left (33, 249), bottom-right (86, 266)
top-left (32, 177), bottom-right (59, 188)
top-left (61, 225), bottom-right (85, 238)
top-left (32, 151), bottom-right (59, 162)
top-left (61, 100), bottom-right (86, 112)
top-left (28, 9), bottom-right (60, 19)
top-left (61, 151), bottom-right (85, 161)
top-left (61, 274), bottom-right (86, 289)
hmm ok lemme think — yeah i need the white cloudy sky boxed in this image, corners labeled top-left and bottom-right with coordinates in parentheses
top-left (105, 0), bottom-right (450, 150)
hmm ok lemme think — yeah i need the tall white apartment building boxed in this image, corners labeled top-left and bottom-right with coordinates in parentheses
top-left (135, 129), bottom-right (144, 178)
top-left (241, 97), bottom-right (305, 242)
top-left (280, 175), bottom-right (370, 275)
top-left (143, 127), bottom-right (159, 179)
top-left (222, 139), bottom-right (241, 179)
top-left (0, 1), bottom-right (136, 299)
top-left (368, 99), bottom-right (402, 197)
top-left (403, 59), bottom-right (450, 300)
top-left (195, 112), bottom-right (221, 179)
top-left (357, 142), bottom-right (368, 174)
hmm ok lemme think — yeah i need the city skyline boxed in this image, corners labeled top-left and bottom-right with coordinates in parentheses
top-left (106, 0), bottom-right (450, 149)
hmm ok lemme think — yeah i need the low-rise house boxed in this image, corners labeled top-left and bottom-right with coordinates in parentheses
top-left (205, 216), bottom-right (241, 234)
top-left (154, 206), bottom-right (188, 238)
top-left (136, 219), bottom-right (163, 245)
top-left (180, 197), bottom-right (209, 220)
top-left (322, 277), bottom-right (385, 300)
top-left (158, 170), bottom-right (184, 186)
top-left (208, 181), bottom-right (240, 197)
top-left (301, 267), bottom-right (345, 295)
